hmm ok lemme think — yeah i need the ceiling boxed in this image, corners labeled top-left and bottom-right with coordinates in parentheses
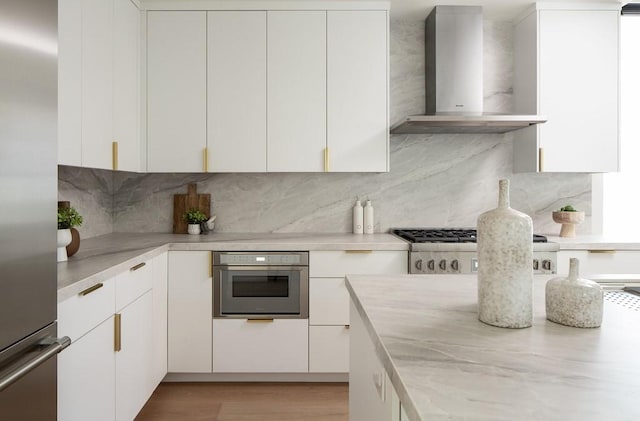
top-left (388, 0), bottom-right (625, 21)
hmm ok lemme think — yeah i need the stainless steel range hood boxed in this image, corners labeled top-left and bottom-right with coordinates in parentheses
top-left (391, 6), bottom-right (545, 135)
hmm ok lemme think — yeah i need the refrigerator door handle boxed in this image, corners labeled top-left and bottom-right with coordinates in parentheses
top-left (0, 336), bottom-right (71, 392)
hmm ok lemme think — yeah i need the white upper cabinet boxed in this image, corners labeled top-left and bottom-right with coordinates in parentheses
top-left (267, 11), bottom-right (327, 172)
top-left (58, 0), bottom-right (141, 171)
top-left (513, 5), bottom-right (620, 173)
top-left (147, 11), bottom-right (207, 172)
top-left (113, 0), bottom-right (141, 172)
top-left (81, 0), bottom-right (113, 170)
top-left (327, 11), bottom-right (388, 172)
top-left (208, 11), bottom-right (267, 172)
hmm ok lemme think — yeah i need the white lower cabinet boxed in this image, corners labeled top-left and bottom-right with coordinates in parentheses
top-left (58, 253), bottom-right (168, 421)
top-left (557, 250), bottom-right (640, 276)
top-left (115, 291), bottom-right (154, 421)
top-left (309, 325), bottom-right (349, 373)
top-left (212, 319), bottom-right (308, 373)
top-left (167, 251), bottom-right (212, 372)
top-left (58, 316), bottom-right (116, 421)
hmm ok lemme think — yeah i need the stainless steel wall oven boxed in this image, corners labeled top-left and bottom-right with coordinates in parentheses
top-left (213, 252), bottom-right (309, 319)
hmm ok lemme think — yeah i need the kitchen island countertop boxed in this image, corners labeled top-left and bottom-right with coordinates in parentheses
top-left (57, 232), bottom-right (409, 301)
top-left (346, 274), bottom-right (640, 421)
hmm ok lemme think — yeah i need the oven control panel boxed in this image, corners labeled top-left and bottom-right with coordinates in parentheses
top-left (215, 251), bottom-right (309, 267)
top-left (410, 251), bottom-right (556, 275)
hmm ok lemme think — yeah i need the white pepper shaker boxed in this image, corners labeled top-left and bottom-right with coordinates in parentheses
top-left (352, 200), bottom-right (363, 234)
top-left (546, 258), bottom-right (603, 328)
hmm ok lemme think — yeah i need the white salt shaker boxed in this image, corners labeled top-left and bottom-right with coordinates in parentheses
top-left (546, 258), bottom-right (603, 328)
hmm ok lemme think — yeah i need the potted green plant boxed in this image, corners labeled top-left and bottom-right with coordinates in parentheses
top-left (552, 205), bottom-right (585, 238)
top-left (184, 208), bottom-right (207, 235)
top-left (57, 206), bottom-right (83, 262)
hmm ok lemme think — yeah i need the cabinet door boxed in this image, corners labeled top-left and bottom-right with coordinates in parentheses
top-left (208, 11), bottom-right (266, 172)
top-left (81, 0), bottom-right (114, 170)
top-left (113, 0), bottom-right (141, 172)
top-left (151, 252), bottom-right (168, 386)
top-left (212, 319), bottom-right (308, 373)
top-left (147, 11), bottom-right (207, 172)
top-left (327, 11), bottom-right (388, 172)
top-left (538, 10), bottom-right (619, 173)
top-left (58, 0), bottom-right (82, 166)
top-left (58, 316), bottom-right (116, 421)
top-left (267, 11), bottom-right (326, 172)
top-left (309, 277), bottom-right (349, 325)
top-left (115, 291), bottom-right (154, 421)
top-left (167, 251), bottom-right (212, 372)
top-left (557, 250), bottom-right (640, 276)
top-left (309, 325), bottom-right (349, 373)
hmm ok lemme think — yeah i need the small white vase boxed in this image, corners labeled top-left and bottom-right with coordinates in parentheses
top-left (545, 258), bottom-right (603, 328)
top-left (57, 229), bottom-right (72, 262)
top-left (187, 224), bottom-right (201, 235)
top-left (477, 179), bottom-right (534, 328)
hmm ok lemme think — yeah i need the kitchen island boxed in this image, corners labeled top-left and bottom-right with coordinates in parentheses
top-left (346, 274), bottom-right (640, 421)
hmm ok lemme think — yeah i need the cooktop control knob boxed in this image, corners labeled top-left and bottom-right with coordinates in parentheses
top-left (427, 260), bottom-right (435, 271)
top-left (439, 259), bottom-right (447, 271)
top-left (542, 259), bottom-right (552, 271)
top-left (451, 259), bottom-right (459, 272)
top-left (415, 259), bottom-right (423, 272)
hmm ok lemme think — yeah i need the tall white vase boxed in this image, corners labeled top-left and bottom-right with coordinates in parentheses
top-left (57, 228), bottom-right (72, 262)
top-left (477, 179), bottom-right (533, 328)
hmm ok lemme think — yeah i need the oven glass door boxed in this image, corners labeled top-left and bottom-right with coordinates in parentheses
top-left (217, 267), bottom-right (306, 317)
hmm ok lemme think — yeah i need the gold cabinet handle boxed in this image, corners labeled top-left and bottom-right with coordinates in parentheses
top-left (345, 250), bottom-right (373, 254)
top-left (324, 147), bottom-right (329, 172)
top-left (344, 324), bottom-right (350, 330)
top-left (114, 314), bottom-right (122, 352)
top-left (112, 141), bottom-right (118, 171)
top-left (588, 249), bottom-right (616, 254)
top-left (79, 283), bottom-right (104, 296)
top-left (130, 262), bottom-right (146, 271)
top-left (203, 147), bottom-right (209, 172)
top-left (247, 318), bottom-right (274, 323)
top-left (538, 147), bottom-right (544, 172)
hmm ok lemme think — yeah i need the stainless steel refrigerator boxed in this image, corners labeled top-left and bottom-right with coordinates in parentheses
top-left (0, 0), bottom-right (70, 419)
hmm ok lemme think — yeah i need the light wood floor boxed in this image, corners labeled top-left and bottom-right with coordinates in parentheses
top-left (135, 382), bottom-right (349, 421)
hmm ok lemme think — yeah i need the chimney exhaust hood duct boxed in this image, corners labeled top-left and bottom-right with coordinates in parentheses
top-left (391, 6), bottom-right (545, 135)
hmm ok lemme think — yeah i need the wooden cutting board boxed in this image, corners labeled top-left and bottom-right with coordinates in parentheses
top-left (173, 183), bottom-right (211, 234)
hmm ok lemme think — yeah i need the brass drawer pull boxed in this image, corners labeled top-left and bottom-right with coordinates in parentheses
top-left (79, 283), bottom-right (103, 296)
top-left (247, 319), bottom-right (274, 323)
top-left (344, 324), bottom-right (350, 330)
top-left (345, 250), bottom-right (373, 254)
top-left (130, 262), bottom-right (146, 271)
top-left (114, 314), bottom-right (122, 352)
top-left (588, 250), bottom-right (616, 254)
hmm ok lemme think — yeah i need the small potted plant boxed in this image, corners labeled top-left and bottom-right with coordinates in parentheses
top-left (57, 206), bottom-right (83, 262)
top-left (552, 205), bottom-right (585, 238)
top-left (184, 208), bottom-right (208, 235)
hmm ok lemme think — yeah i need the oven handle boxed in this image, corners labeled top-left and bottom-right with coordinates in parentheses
top-left (214, 265), bottom-right (308, 271)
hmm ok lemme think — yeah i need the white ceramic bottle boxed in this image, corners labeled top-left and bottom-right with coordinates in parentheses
top-left (364, 200), bottom-right (374, 234)
top-left (477, 179), bottom-right (533, 328)
top-left (546, 258), bottom-right (603, 328)
top-left (353, 200), bottom-right (364, 234)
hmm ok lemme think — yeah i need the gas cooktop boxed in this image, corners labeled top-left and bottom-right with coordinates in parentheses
top-left (391, 228), bottom-right (548, 244)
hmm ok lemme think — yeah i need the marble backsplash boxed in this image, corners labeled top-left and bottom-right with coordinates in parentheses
top-left (58, 19), bottom-right (592, 239)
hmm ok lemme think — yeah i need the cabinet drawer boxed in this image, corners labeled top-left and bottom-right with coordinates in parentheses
top-left (115, 259), bottom-right (152, 311)
top-left (309, 277), bottom-right (349, 325)
top-left (557, 250), bottom-right (640, 276)
top-left (58, 277), bottom-right (115, 342)
top-left (309, 325), bottom-right (349, 373)
top-left (212, 319), bottom-right (308, 373)
top-left (309, 251), bottom-right (407, 277)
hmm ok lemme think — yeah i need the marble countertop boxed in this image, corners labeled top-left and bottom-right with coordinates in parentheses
top-left (346, 274), bottom-right (640, 421)
top-left (57, 232), bottom-right (409, 301)
top-left (544, 234), bottom-right (640, 250)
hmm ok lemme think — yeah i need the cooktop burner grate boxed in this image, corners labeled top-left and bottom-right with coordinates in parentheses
top-left (392, 228), bottom-right (548, 244)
